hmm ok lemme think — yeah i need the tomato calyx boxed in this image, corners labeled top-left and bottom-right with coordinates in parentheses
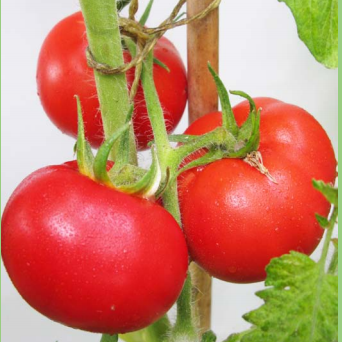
top-left (170, 65), bottom-right (278, 182)
top-left (75, 96), bottom-right (162, 199)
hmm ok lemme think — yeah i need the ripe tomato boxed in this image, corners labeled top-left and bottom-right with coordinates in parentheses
top-left (36, 11), bottom-right (187, 149)
top-left (1, 163), bottom-right (188, 334)
top-left (179, 98), bottom-right (336, 283)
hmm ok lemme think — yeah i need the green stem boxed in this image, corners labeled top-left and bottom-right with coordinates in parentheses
top-left (141, 48), bottom-right (197, 342)
top-left (141, 52), bottom-right (172, 173)
top-left (168, 274), bottom-right (198, 342)
top-left (327, 246), bottom-right (338, 275)
top-left (318, 207), bottom-right (338, 268)
top-left (79, 0), bottom-right (137, 164)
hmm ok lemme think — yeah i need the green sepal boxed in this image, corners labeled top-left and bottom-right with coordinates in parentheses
top-left (117, 0), bottom-right (131, 12)
top-left (109, 164), bottom-right (146, 185)
top-left (230, 90), bottom-right (259, 149)
top-left (312, 180), bottom-right (338, 206)
top-left (315, 213), bottom-right (329, 228)
top-left (120, 315), bottom-right (171, 342)
top-left (229, 110), bottom-right (261, 158)
top-left (230, 90), bottom-right (256, 113)
top-left (114, 146), bottom-right (162, 199)
top-left (93, 123), bottom-right (131, 186)
top-left (153, 57), bottom-right (170, 73)
top-left (101, 334), bottom-right (118, 342)
top-left (208, 63), bottom-right (239, 137)
top-left (173, 12), bottom-right (187, 23)
top-left (75, 95), bottom-right (95, 178)
top-left (177, 150), bottom-right (225, 177)
top-left (139, 0), bottom-right (154, 26)
top-left (201, 330), bottom-right (217, 342)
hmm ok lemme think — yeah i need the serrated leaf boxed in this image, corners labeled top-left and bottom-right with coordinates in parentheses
top-left (313, 180), bottom-right (338, 206)
top-left (226, 251), bottom-right (337, 342)
top-left (278, 0), bottom-right (338, 68)
top-left (315, 213), bottom-right (330, 228)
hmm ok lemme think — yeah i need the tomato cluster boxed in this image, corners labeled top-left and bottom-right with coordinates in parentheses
top-left (1, 7), bottom-right (337, 338)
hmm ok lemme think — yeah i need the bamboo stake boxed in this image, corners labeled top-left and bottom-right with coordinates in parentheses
top-left (187, 0), bottom-right (219, 333)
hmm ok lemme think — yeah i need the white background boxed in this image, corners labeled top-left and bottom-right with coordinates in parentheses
top-left (1, 0), bottom-right (338, 341)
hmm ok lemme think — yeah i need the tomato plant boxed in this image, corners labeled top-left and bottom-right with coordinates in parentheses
top-left (1, 162), bottom-right (188, 334)
top-left (36, 11), bottom-right (187, 149)
top-left (179, 98), bottom-right (337, 283)
top-left (2, 0), bottom-right (338, 341)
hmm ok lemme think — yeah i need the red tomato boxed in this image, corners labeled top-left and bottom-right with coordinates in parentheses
top-left (36, 11), bottom-right (187, 149)
top-left (179, 98), bottom-right (336, 283)
top-left (1, 163), bottom-right (188, 334)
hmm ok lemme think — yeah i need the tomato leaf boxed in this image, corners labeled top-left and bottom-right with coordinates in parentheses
top-left (75, 96), bottom-right (94, 178)
top-left (225, 251), bottom-right (338, 342)
top-left (312, 180), bottom-right (338, 206)
top-left (278, 0), bottom-right (338, 68)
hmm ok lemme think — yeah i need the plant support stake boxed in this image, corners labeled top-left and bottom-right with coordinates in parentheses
top-left (187, 0), bottom-right (219, 333)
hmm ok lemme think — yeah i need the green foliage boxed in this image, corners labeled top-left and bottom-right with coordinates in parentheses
top-left (201, 330), bottom-right (217, 342)
top-left (226, 252), bottom-right (338, 342)
top-left (278, 0), bottom-right (338, 68)
top-left (121, 316), bottom-right (171, 342)
top-left (101, 334), bottom-right (118, 342)
top-left (226, 181), bottom-right (338, 342)
top-left (313, 180), bottom-right (338, 206)
top-left (139, 0), bottom-right (154, 26)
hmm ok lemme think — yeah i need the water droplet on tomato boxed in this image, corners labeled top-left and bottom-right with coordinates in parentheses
top-left (228, 266), bottom-right (236, 273)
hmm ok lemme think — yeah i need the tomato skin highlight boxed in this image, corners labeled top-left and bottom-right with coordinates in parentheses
top-left (179, 98), bottom-right (336, 283)
top-left (36, 12), bottom-right (187, 149)
top-left (2, 164), bottom-right (188, 334)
